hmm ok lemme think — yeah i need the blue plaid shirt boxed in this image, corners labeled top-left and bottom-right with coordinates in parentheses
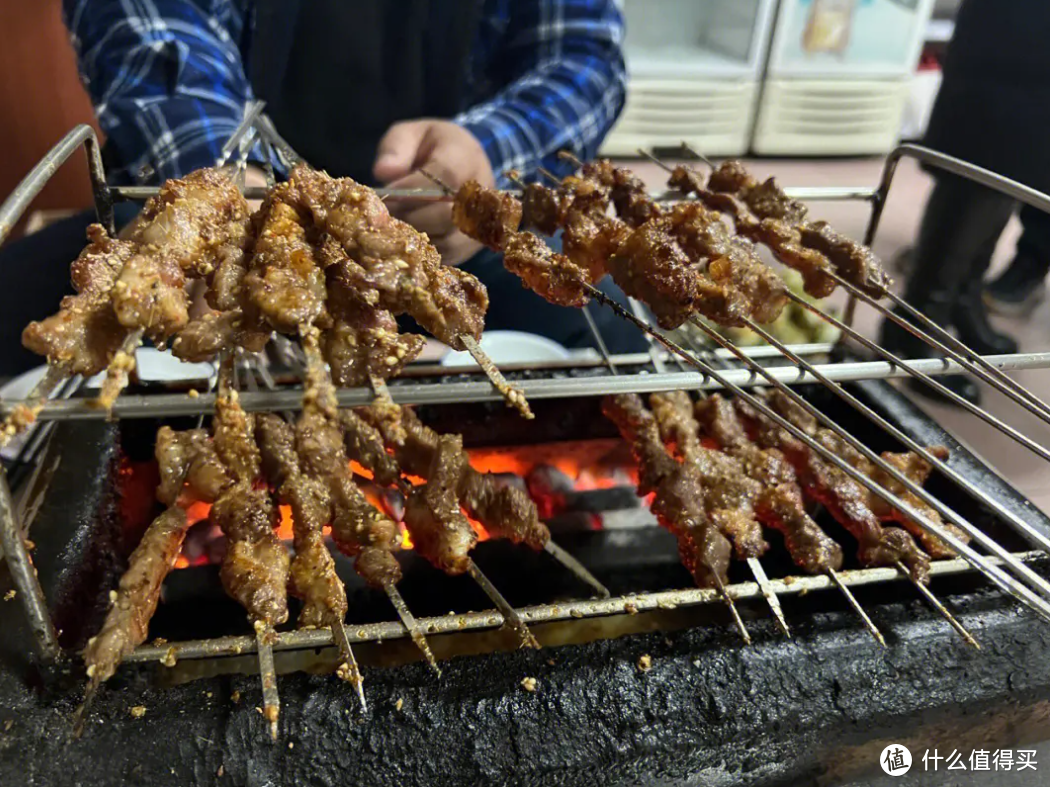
top-left (63, 0), bottom-right (626, 186)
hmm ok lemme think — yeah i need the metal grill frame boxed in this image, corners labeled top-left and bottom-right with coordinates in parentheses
top-left (1, 118), bottom-right (1050, 675)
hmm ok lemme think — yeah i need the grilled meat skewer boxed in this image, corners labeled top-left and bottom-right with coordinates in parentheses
top-left (603, 394), bottom-right (732, 588)
top-left (297, 330), bottom-right (403, 588)
top-left (649, 391), bottom-right (769, 559)
top-left (353, 404), bottom-right (550, 551)
top-left (669, 160), bottom-right (890, 297)
top-left (694, 394), bottom-right (843, 574)
top-left (733, 392), bottom-right (931, 582)
top-left (757, 390), bottom-right (965, 559)
top-left (256, 414), bottom-right (348, 629)
top-left (79, 423), bottom-right (233, 723)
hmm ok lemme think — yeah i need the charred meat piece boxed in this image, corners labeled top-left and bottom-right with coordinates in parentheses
top-left (650, 392), bottom-right (769, 560)
top-left (577, 159), bottom-right (661, 227)
top-left (403, 434), bottom-right (479, 574)
top-left (82, 506), bottom-right (189, 686)
top-left (799, 221), bottom-right (892, 296)
top-left (292, 165), bottom-right (487, 349)
top-left (155, 426), bottom-right (230, 506)
top-left (244, 181), bottom-right (329, 333)
top-left (22, 225), bottom-right (135, 375)
top-left (354, 404), bottom-right (550, 551)
top-left (211, 386), bottom-right (291, 626)
top-left (503, 232), bottom-right (592, 308)
top-left (338, 409), bottom-right (402, 487)
top-left (694, 394), bottom-right (843, 574)
top-left (296, 334), bottom-right (402, 587)
top-left (707, 161), bottom-right (809, 225)
top-left (608, 216), bottom-right (747, 329)
top-left (256, 413), bottom-right (347, 630)
top-left (735, 392), bottom-right (930, 583)
top-left (664, 204), bottom-right (788, 325)
top-left (603, 394), bottom-right (732, 588)
top-left (451, 179), bottom-right (523, 250)
top-left (171, 310), bottom-right (270, 363)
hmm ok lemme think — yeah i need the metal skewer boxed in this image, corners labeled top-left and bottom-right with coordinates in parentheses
top-left (331, 617), bottom-right (369, 710)
top-left (578, 282), bottom-right (1050, 621)
top-left (727, 314), bottom-right (1050, 576)
top-left (840, 277), bottom-right (1050, 426)
top-left (678, 143), bottom-right (716, 171)
top-left (0, 363), bottom-right (69, 449)
top-left (895, 561), bottom-right (980, 648)
top-left (383, 583), bottom-right (441, 675)
top-left (542, 539), bottom-right (611, 599)
top-left (466, 557), bottom-right (541, 649)
top-left (412, 169), bottom-right (534, 419)
top-left (664, 144), bottom-right (1050, 429)
top-left (256, 624), bottom-right (282, 739)
top-left (640, 147), bottom-right (1050, 563)
top-left (710, 570), bottom-right (751, 645)
top-left (747, 557), bottom-right (791, 638)
top-left (826, 567), bottom-right (886, 647)
top-left (785, 290), bottom-right (1050, 464)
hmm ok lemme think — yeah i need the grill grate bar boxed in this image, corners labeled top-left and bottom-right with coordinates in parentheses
top-left (123, 552), bottom-right (1040, 664)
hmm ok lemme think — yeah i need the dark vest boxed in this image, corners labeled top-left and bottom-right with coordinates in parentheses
top-left (251, 0), bottom-right (480, 185)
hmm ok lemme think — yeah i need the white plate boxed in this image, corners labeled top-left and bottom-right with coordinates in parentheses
top-left (440, 331), bottom-right (572, 368)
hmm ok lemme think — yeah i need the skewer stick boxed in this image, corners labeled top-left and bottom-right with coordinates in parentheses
top-left (556, 150), bottom-right (584, 168)
top-left (785, 290), bottom-right (1050, 463)
top-left (466, 557), bottom-right (541, 649)
top-left (537, 167), bottom-right (562, 185)
top-left (256, 624), bottom-right (282, 739)
top-left (458, 335), bottom-right (533, 419)
top-left (71, 679), bottom-right (100, 738)
top-left (895, 561), bottom-right (980, 649)
top-left (746, 557), bottom-right (791, 638)
top-left (543, 540), bottom-right (611, 599)
top-left (639, 149), bottom-right (674, 174)
top-left (578, 282), bottom-right (1050, 620)
top-left (827, 567), bottom-right (886, 647)
top-left (383, 582), bottom-right (441, 675)
top-left (833, 273), bottom-right (1050, 427)
top-left (0, 363), bottom-right (68, 449)
top-left (92, 328), bottom-right (145, 412)
top-left (414, 169), bottom-right (534, 419)
top-left (678, 143), bottom-right (715, 171)
top-left (331, 617), bottom-right (369, 711)
top-left (711, 568), bottom-right (752, 645)
top-left (729, 314), bottom-right (1050, 579)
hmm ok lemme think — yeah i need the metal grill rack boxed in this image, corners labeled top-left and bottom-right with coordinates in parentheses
top-left (3, 108), bottom-right (1050, 700)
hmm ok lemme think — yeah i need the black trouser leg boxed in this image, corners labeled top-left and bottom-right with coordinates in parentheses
top-left (1015, 205), bottom-right (1050, 272)
top-left (881, 174), bottom-right (1016, 405)
top-left (901, 173), bottom-right (1016, 310)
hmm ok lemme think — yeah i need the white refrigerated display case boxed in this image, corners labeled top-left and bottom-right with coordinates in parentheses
top-left (601, 0), bottom-right (778, 156)
top-left (753, 0), bottom-right (936, 154)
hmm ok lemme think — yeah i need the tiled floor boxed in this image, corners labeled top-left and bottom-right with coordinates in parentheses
top-left (626, 155), bottom-right (1050, 515)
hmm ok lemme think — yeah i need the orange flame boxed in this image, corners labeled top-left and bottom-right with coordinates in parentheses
top-left (168, 438), bottom-right (637, 567)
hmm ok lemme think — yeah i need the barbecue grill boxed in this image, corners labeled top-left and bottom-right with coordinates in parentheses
top-left (3, 108), bottom-right (1050, 786)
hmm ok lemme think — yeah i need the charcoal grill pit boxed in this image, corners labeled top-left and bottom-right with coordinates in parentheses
top-left (2, 378), bottom-right (1050, 786)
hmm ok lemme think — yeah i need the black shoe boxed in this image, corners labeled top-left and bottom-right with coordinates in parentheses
top-left (984, 255), bottom-right (1048, 317)
top-left (953, 282), bottom-right (1019, 356)
top-left (879, 310), bottom-right (982, 406)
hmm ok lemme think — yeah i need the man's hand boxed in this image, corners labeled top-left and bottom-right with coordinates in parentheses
top-left (374, 119), bottom-right (494, 265)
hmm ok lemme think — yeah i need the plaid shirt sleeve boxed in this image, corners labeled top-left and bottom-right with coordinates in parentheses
top-left (454, 0), bottom-right (627, 187)
top-left (63, 0), bottom-right (255, 184)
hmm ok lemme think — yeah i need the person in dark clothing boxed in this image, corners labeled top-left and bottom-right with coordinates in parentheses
top-left (880, 0), bottom-right (1050, 406)
top-left (0, 1), bottom-right (642, 377)
top-left (983, 206), bottom-right (1050, 316)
